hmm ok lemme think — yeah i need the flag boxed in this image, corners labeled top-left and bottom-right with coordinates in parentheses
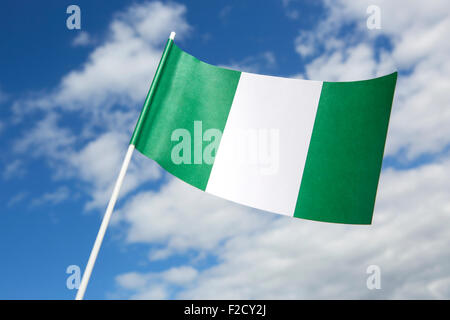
top-left (130, 38), bottom-right (397, 224)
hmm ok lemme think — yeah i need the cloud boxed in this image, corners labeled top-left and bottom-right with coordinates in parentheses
top-left (294, 0), bottom-right (450, 161)
top-left (222, 51), bottom-right (277, 74)
top-left (116, 153), bottom-right (450, 299)
top-left (115, 266), bottom-right (198, 299)
top-left (303, 43), bottom-right (394, 81)
top-left (12, 1), bottom-right (189, 210)
top-left (2, 159), bottom-right (26, 180)
top-left (281, 0), bottom-right (300, 20)
top-left (7, 192), bottom-right (28, 208)
top-left (52, 2), bottom-right (188, 113)
top-left (14, 113), bottom-right (75, 161)
top-left (12, 2), bottom-right (190, 125)
top-left (31, 186), bottom-right (71, 207)
top-left (116, 177), bottom-right (275, 260)
top-left (218, 5), bottom-right (232, 21)
top-left (72, 31), bottom-right (94, 47)
top-left (69, 132), bottom-right (161, 211)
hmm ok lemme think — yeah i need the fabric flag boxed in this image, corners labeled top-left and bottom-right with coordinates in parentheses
top-left (130, 38), bottom-right (397, 224)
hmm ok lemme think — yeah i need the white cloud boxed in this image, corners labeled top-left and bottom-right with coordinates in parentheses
top-left (31, 186), bottom-right (70, 207)
top-left (285, 10), bottom-right (299, 20)
top-left (281, 0), bottom-right (300, 20)
top-left (53, 2), bottom-right (189, 113)
top-left (12, 1), bottom-right (188, 211)
top-left (14, 116), bottom-right (161, 211)
top-left (116, 177), bottom-right (275, 259)
top-left (115, 266), bottom-right (198, 299)
top-left (2, 159), bottom-right (26, 180)
top-left (72, 31), bottom-right (93, 47)
top-left (219, 5), bottom-right (232, 21)
top-left (12, 2), bottom-right (190, 126)
top-left (116, 272), bottom-right (149, 290)
top-left (303, 43), bottom-right (393, 81)
top-left (162, 266), bottom-right (199, 285)
top-left (14, 113), bottom-right (75, 161)
top-left (222, 51), bottom-right (277, 74)
top-left (295, 0), bottom-right (450, 161)
top-left (7, 192), bottom-right (28, 207)
top-left (116, 154), bottom-right (450, 299)
top-left (295, 33), bottom-right (317, 57)
top-left (70, 132), bottom-right (161, 211)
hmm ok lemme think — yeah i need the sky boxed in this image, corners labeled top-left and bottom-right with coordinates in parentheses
top-left (0, 0), bottom-right (450, 299)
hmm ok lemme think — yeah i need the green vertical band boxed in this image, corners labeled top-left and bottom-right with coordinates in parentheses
top-left (294, 72), bottom-right (397, 224)
top-left (130, 38), bottom-right (174, 146)
top-left (131, 43), bottom-right (241, 190)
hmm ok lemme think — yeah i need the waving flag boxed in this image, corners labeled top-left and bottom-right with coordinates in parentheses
top-left (131, 37), bottom-right (397, 225)
top-left (76, 32), bottom-right (397, 299)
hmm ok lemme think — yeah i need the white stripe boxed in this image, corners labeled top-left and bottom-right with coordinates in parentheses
top-left (206, 72), bottom-right (323, 216)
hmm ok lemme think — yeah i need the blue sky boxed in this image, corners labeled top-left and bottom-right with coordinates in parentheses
top-left (1, 0), bottom-right (450, 299)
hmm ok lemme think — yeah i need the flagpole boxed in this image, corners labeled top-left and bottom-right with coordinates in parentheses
top-left (75, 31), bottom-right (176, 300)
top-left (75, 144), bottom-right (135, 300)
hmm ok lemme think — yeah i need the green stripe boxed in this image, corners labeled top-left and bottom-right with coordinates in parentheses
top-left (294, 72), bottom-right (397, 224)
top-left (131, 38), bottom-right (174, 146)
top-left (132, 43), bottom-right (241, 190)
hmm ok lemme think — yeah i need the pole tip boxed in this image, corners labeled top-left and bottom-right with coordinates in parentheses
top-left (169, 31), bottom-right (176, 40)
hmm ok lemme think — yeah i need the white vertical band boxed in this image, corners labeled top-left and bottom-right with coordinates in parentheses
top-left (206, 73), bottom-right (323, 216)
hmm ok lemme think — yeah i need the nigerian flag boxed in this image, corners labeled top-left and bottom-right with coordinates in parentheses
top-left (130, 36), bottom-right (397, 225)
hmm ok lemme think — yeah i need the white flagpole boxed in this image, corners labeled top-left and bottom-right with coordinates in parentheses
top-left (75, 31), bottom-right (176, 300)
top-left (75, 144), bottom-right (135, 300)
